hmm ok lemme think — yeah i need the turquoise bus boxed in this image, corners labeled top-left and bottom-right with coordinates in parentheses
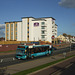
top-left (16, 44), bottom-right (53, 59)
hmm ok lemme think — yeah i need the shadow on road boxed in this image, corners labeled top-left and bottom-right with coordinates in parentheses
top-left (60, 62), bottom-right (75, 75)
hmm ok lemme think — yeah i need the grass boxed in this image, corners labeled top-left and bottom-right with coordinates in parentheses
top-left (0, 50), bottom-right (16, 53)
top-left (13, 54), bottom-right (75, 75)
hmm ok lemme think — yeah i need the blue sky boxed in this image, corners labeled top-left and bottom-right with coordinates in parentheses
top-left (0, 0), bottom-right (75, 37)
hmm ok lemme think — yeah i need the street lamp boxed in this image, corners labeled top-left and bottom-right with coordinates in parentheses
top-left (70, 40), bottom-right (71, 52)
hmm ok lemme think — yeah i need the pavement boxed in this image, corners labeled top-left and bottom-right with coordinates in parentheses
top-left (2, 50), bottom-right (74, 75)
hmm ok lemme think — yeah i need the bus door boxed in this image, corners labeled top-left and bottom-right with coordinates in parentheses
top-left (44, 46), bottom-right (49, 54)
top-left (28, 46), bottom-right (34, 58)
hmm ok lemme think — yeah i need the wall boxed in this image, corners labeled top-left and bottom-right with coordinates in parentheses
top-left (17, 22), bottom-right (22, 41)
top-left (32, 21), bottom-right (41, 41)
top-left (29, 18), bottom-right (34, 41)
top-left (22, 18), bottom-right (27, 41)
top-left (45, 18), bottom-right (52, 43)
top-left (0, 44), bottom-right (20, 52)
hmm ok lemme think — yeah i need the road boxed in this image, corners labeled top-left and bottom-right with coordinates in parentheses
top-left (29, 55), bottom-right (75, 75)
top-left (60, 62), bottom-right (75, 75)
top-left (0, 44), bottom-right (75, 67)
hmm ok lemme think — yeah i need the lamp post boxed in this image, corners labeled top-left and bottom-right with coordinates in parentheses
top-left (70, 40), bottom-right (71, 52)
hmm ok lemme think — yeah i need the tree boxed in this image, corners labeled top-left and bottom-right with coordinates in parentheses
top-left (63, 33), bottom-right (67, 37)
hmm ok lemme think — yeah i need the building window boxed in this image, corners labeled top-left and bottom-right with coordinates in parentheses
top-left (55, 33), bottom-right (57, 35)
top-left (52, 26), bottom-right (54, 28)
top-left (52, 20), bottom-right (55, 24)
top-left (16, 28), bottom-right (17, 31)
top-left (28, 35), bottom-right (29, 38)
top-left (41, 26), bottom-right (45, 29)
top-left (41, 35), bottom-right (45, 38)
top-left (16, 24), bottom-right (17, 27)
top-left (7, 28), bottom-right (9, 31)
top-left (11, 28), bottom-right (13, 31)
top-left (11, 36), bottom-right (13, 39)
top-left (11, 32), bottom-right (13, 35)
top-left (11, 24), bottom-right (13, 27)
top-left (28, 22), bottom-right (29, 24)
top-left (16, 36), bottom-right (17, 39)
top-left (41, 31), bottom-right (45, 34)
top-left (16, 32), bottom-right (17, 35)
top-left (41, 22), bottom-right (45, 25)
top-left (7, 36), bottom-right (8, 39)
top-left (28, 31), bottom-right (29, 33)
top-left (7, 24), bottom-right (9, 27)
top-left (55, 26), bottom-right (57, 28)
top-left (28, 27), bottom-right (29, 29)
top-left (7, 32), bottom-right (8, 35)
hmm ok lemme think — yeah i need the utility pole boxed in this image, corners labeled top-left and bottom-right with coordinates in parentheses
top-left (70, 40), bottom-right (71, 52)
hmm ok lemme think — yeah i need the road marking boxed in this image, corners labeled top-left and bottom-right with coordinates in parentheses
top-left (51, 63), bottom-right (73, 75)
top-left (13, 58), bottom-right (15, 60)
top-left (65, 63), bottom-right (73, 68)
top-left (51, 70), bottom-right (62, 75)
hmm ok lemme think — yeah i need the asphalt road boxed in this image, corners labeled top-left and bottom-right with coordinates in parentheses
top-left (0, 44), bottom-right (75, 68)
top-left (60, 62), bottom-right (75, 75)
top-left (30, 55), bottom-right (75, 75)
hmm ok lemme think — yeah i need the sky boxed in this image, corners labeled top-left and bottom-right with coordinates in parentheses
top-left (0, 0), bottom-right (75, 37)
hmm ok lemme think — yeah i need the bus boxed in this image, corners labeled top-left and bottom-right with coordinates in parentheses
top-left (16, 44), bottom-right (53, 59)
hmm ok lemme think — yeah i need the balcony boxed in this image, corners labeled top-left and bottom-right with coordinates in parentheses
top-left (41, 28), bottom-right (47, 31)
top-left (41, 31), bottom-right (47, 35)
top-left (41, 24), bottom-right (47, 27)
top-left (41, 36), bottom-right (47, 41)
top-left (41, 38), bottom-right (46, 41)
top-left (41, 26), bottom-right (47, 31)
top-left (41, 33), bottom-right (47, 36)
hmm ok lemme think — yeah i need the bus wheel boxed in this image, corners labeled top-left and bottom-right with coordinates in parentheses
top-left (51, 51), bottom-right (53, 55)
top-left (47, 53), bottom-right (49, 56)
top-left (26, 56), bottom-right (29, 59)
top-left (31, 56), bottom-right (34, 59)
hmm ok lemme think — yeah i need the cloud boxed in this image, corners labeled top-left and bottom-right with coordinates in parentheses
top-left (0, 24), bottom-right (5, 30)
top-left (0, 24), bottom-right (5, 37)
top-left (58, 0), bottom-right (75, 8)
top-left (0, 30), bottom-right (5, 37)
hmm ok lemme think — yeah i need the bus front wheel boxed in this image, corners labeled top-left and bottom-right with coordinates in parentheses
top-left (31, 56), bottom-right (34, 59)
top-left (47, 53), bottom-right (49, 56)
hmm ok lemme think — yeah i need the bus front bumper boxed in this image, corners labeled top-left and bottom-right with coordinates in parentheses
top-left (16, 56), bottom-right (27, 59)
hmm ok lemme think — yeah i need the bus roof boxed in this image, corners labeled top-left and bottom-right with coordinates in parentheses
top-left (18, 44), bottom-right (50, 47)
top-left (18, 44), bottom-right (51, 49)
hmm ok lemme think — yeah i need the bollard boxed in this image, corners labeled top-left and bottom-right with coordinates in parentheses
top-left (63, 52), bottom-right (66, 58)
top-left (13, 58), bottom-right (15, 60)
top-left (1, 59), bottom-right (3, 62)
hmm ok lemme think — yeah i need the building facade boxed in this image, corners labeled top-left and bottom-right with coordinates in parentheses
top-left (5, 17), bottom-right (57, 43)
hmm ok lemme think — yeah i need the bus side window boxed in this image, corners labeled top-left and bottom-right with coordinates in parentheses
top-left (30, 48), bottom-right (34, 54)
top-left (34, 47), bottom-right (38, 53)
top-left (44, 47), bottom-right (46, 51)
top-left (45, 46), bottom-right (49, 51)
top-left (42, 47), bottom-right (45, 52)
top-left (37, 47), bottom-right (40, 53)
top-left (39, 47), bottom-right (42, 52)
